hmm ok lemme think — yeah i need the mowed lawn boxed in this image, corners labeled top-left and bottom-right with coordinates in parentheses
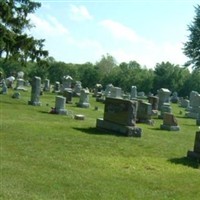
top-left (1, 89), bottom-right (200, 200)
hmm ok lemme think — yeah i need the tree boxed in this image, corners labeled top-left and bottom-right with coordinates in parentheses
top-left (183, 5), bottom-right (200, 69)
top-left (0, 0), bottom-right (48, 63)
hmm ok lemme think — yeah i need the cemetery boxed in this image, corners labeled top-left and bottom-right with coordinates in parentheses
top-left (1, 81), bottom-right (200, 200)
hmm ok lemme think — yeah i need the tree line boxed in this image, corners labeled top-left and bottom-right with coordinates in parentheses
top-left (1, 1), bottom-right (200, 98)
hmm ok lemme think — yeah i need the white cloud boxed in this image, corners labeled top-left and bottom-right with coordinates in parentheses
top-left (69, 5), bottom-right (93, 21)
top-left (29, 14), bottom-right (69, 37)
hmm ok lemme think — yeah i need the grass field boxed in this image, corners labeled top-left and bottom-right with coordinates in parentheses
top-left (1, 88), bottom-right (200, 200)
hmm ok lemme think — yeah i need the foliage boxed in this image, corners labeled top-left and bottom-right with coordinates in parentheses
top-left (183, 5), bottom-right (200, 69)
top-left (0, 0), bottom-right (48, 63)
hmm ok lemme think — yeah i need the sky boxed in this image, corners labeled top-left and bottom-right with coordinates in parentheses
top-left (29, 0), bottom-right (200, 69)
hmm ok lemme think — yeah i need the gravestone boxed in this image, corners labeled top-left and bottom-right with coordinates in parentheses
top-left (73, 81), bottom-right (82, 96)
top-left (186, 91), bottom-right (200, 119)
top-left (171, 91), bottom-right (179, 103)
top-left (130, 86), bottom-right (137, 99)
top-left (137, 101), bottom-right (152, 123)
top-left (187, 131), bottom-right (200, 159)
top-left (15, 78), bottom-right (27, 91)
top-left (96, 97), bottom-right (142, 137)
top-left (179, 97), bottom-right (190, 108)
top-left (160, 112), bottom-right (180, 131)
top-left (104, 84), bottom-right (113, 97)
top-left (54, 96), bottom-right (67, 115)
top-left (110, 87), bottom-right (122, 99)
top-left (28, 76), bottom-right (41, 106)
top-left (77, 88), bottom-right (90, 108)
top-left (157, 88), bottom-right (171, 110)
top-left (43, 79), bottom-right (50, 92)
top-left (0, 79), bottom-right (7, 94)
top-left (53, 81), bottom-right (60, 93)
top-left (63, 88), bottom-right (73, 103)
top-left (148, 96), bottom-right (159, 110)
top-left (61, 75), bottom-right (73, 92)
top-left (158, 103), bottom-right (172, 119)
top-left (93, 83), bottom-right (103, 97)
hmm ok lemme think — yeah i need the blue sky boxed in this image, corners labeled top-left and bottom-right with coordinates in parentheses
top-left (30, 0), bottom-right (199, 68)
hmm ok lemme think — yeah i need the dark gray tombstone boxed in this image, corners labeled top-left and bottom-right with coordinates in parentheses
top-left (187, 131), bottom-right (200, 159)
top-left (96, 97), bottom-right (142, 137)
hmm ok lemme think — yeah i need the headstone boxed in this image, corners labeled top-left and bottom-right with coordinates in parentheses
top-left (186, 91), bottom-right (200, 119)
top-left (104, 84), bottom-right (113, 97)
top-left (93, 83), bottom-right (103, 97)
top-left (171, 91), bottom-right (179, 103)
top-left (179, 98), bottom-right (190, 108)
top-left (6, 76), bottom-right (15, 88)
top-left (130, 86), bottom-right (137, 99)
top-left (158, 103), bottom-right (172, 119)
top-left (137, 101), bottom-right (152, 123)
top-left (43, 79), bottom-right (50, 92)
top-left (0, 79), bottom-right (7, 94)
top-left (96, 97), bottom-right (142, 137)
top-left (187, 131), bottom-right (200, 159)
top-left (63, 88), bottom-right (73, 103)
top-left (28, 76), bottom-right (41, 106)
top-left (61, 75), bottom-right (73, 92)
top-left (15, 78), bottom-right (27, 91)
top-left (73, 81), bottom-right (82, 96)
top-left (77, 88), bottom-right (90, 108)
top-left (54, 96), bottom-right (67, 115)
top-left (148, 96), bottom-right (159, 110)
top-left (110, 87), bottom-right (122, 99)
top-left (160, 113), bottom-right (180, 131)
top-left (157, 88), bottom-right (171, 110)
top-left (53, 81), bottom-right (60, 93)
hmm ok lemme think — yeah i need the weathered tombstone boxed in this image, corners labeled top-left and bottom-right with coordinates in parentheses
top-left (157, 88), bottom-right (171, 110)
top-left (186, 91), bottom-right (200, 118)
top-left (104, 84), bottom-right (113, 97)
top-left (15, 78), bottom-right (27, 91)
top-left (0, 79), bottom-right (7, 94)
top-left (148, 96), bottom-right (159, 110)
top-left (158, 103), bottom-right (172, 119)
top-left (187, 131), bottom-right (200, 159)
top-left (130, 86), bottom-right (137, 99)
top-left (96, 97), bottom-right (142, 137)
top-left (110, 87), bottom-right (122, 99)
top-left (160, 112), bottom-right (180, 131)
top-left (93, 83), bottom-right (102, 97)
top-left (54, 96), bottom-right (67, 115)
top-left (61, 75), bottom-right (73, 93)
top-left (63, 88), bottom-right (73, 103)
top-left (53, 81), bottom-right (60, 93)
top-left (6, 76), bottom-right (15, 88)
top-left (28, 76), bottom-right (41, 106)
top-left (137, 101), bottom-right (152, 123)
top-left (179, 98), bottom-right (190, 108)
top-left (77, 88), bottom-right (90, 108)
top-left (73, 81), bottom-right (82, 96)
top-left (171, 91), bottom-right (179, 103)
top-left (43, 79), bottom-right (50, 92)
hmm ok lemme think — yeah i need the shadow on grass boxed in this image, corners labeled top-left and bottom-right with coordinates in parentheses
top-left (73, 127), bottom-right (125, 137)
top-left (168, 156), bottom-right (200, 169)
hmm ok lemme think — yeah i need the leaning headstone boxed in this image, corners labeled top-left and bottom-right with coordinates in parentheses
top-left (157, 88), bottom-right (171, 110)
top-left (187, 131), bottom-right (200, 159)
top-left (28, 76), bottom-right (41, 106)
top-left (77, 88), bottom-right (90, 108)
top-left (96, 97), bottom-right (142, 137)
top-left (160, 112), bottom-right (180, 131)
top-left (54, 96), bottom-right (67, 115)
top-left (130, 86), bottom-right (137, 99)
top-left (110, 87), bottom-right (122, 99)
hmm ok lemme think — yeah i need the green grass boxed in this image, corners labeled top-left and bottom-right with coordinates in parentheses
top-left (1, 89), bottom-right (200, 200)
